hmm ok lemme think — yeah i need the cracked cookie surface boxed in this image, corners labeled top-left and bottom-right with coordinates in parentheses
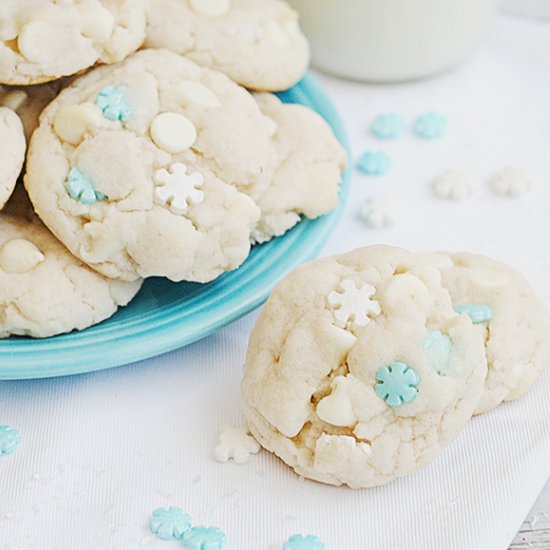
top-left (251, 92), bottom-right (346, 243)
top-left (0, 0), bottom-right (146, 85)
top-left (0, 214), bottom-right (142, 338)
top-left (439, 252), bottom-right (550, 415)
top-left (241, 245), bottom-right (487, 488)
top-left (145, 0), bottom-right (309, 92)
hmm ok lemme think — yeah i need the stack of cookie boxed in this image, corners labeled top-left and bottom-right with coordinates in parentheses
top-left (241, 245), bottom-right (550, 488)
top-left (0, 0), bottom-right (346, 338)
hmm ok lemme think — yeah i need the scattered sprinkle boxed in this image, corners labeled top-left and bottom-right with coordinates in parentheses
top-left (371, 113), bottom-right (406, 140)
top-left (0, 426), bottom-right (20, 456)
top-left (183, 526), bottom-right (226, 550)
top-left (489, 167), bottom-right (532, 197)
top-left (214, 424), bottom-right (261, 464)
top-left (413, 112), bottom-right (446, 139)
top-left (283, 534), bottom-right (326, 550)
top-left (375, 361), bottom-right (420, 407)
top-left (149, 507), bottom-right (192, 540)
top-left (360, 198), bottom-right (397, 229)
top-left (431, 170), bottom-right (473, 201)
top-left (357, 150), bottom-right (392, 176)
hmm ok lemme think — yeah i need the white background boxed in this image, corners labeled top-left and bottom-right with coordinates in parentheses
top-left (1, 14), bottom-right (550, 550)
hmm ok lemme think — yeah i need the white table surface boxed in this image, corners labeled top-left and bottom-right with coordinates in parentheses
top-left (1, 13), bottom-right (550, 550)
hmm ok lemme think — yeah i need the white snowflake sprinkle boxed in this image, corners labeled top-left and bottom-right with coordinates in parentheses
top-left (154, 162), bottom-right (204, 215)
top-left (431, 170), bottom-right (473, 201)
top-left (328, 279), bottom-right (381, 329)
top-left (214, 424), bottom-right (261, 464)
top-left (360, 198), bottom-right (396, 229)
top-left (489, 167), bottom-right (532, 197)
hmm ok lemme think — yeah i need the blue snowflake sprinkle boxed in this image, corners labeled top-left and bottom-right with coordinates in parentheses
top-left (95, 85), bottom-right (132, 122)
top-left (371, 113), bottom-right (406, 140)
top-left (283, 534), bottom-right (326, 550)
top-left (424, 331), bottom-right (453, 375)
top-left (149, 506), bottom-right (192, 540)
top-left (357, 150), bottom-right (392, 176)
top-left (183, 525), bottom-right (226, 550)
top-left (0, 425), bottom-right (21, 456)
top-left (66, 167), bottom-right (106, 205)
top-left (375, 361), bottom-right (420, 408)
top-left (413, 112), bottom-right (446, 139)
top-left (454, 304), bottom-right (493, 325)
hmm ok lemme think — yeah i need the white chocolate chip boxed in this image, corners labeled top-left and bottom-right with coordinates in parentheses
top-left (0, 89), bottom-right (29, 112)
top-left (81, 221), bottom-right (124, 263)
top-left (316, 376), bottom-right (358, 427)
top-left (53, 103), bottom-right (103, 145)
top-left (322, 323), bottom-right (357, 360)
top-left (77, 2), bottom-right (115, 42)
top-left (0, 239), bottom-right (45, 273)
top-left (314, 434), bottom-right (371, 474)
top-left (404, 265), bottom-right (442, 291)
top-left (190, 0), bottom-right (230, 17)
top-left (150, 112), bottom-right (197, 154)
top-left (177, 81), bottom-right (221, 109)
top-left (18, 19), bottom-right (69, 63)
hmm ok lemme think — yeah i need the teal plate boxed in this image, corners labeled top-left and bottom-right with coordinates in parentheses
top-left (0, 74), bottom-right (351, 380)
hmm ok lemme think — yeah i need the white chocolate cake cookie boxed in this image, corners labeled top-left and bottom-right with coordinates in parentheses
top-left (439, 252), bottom-right (550, 415)
top-left (251, 93), bottom-right (346, 243)
top-left (0, 107), bottom-right (25, 210)
top-left (0, 215), bottom-right (142, 338)
top-left (25, 49), bottom-right (270, 282)
top-left (241, 245), bottom-right (487, 488)
top-left (0, 0), bottom-right (146, 85)
top-left (145, 0), bottom-right (310, 91)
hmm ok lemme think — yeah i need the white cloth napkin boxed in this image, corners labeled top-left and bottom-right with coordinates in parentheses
top-left (1, 14), bottom-right (549, 550)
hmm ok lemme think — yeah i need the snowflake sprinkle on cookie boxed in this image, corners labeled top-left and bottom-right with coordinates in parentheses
top-left (328, 279), bottom-right (381, 330)
top-left (375, 361), bottom-right (420, 407)
top-left (154, 162), bottom-right (204, 215)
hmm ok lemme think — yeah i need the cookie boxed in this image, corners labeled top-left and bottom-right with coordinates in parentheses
top-left (251, 93), bottom-right (347, 243)
top-left (241, 245), bottom-right (487, 488)
top-left (0, 107), bottom-right (25, 210)
top-left (145, 0), bottom-right (310, 91)
top-left (0, 215), bottom-right (142, 338)
top-left (0, 79), bottom-right (69, 141)
top-left (25, 49), bottom-right (270, 282)
top-left (439, 252), bottom-right (550, 414)
top-left (0, 0), bottom-right (146, 85)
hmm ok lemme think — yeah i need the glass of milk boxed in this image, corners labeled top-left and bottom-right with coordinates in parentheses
top-left (288, 0), bottom-right (501, 82)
